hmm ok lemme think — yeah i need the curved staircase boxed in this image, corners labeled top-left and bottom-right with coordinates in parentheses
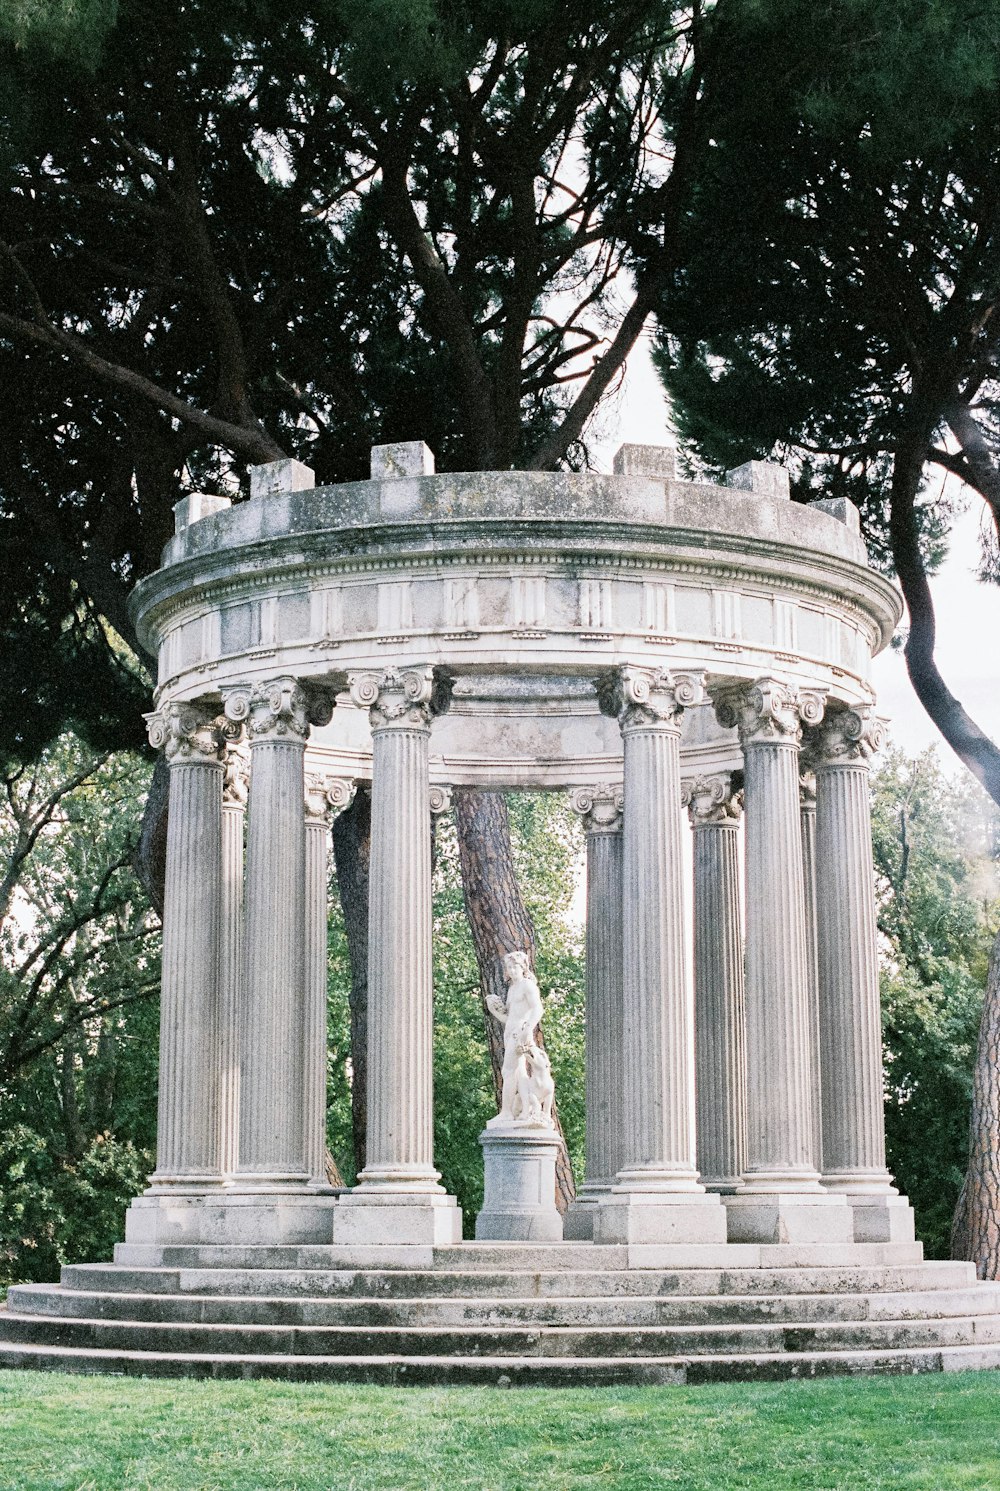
top-left (4, 1242), bottom-right (1000, 1385)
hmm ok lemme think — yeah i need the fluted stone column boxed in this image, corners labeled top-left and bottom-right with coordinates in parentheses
top-left (798, 764), bottom-right (824, 1171)
top-left (223, 678), bottom-right (332, 1185)
top-left (715, 678), bottom-right (852, 1244)
top-left (219, 739), bottom-right (249, 1178)
top-left (564, 785), bottom-right (625, 1240)
top-left (145, 702), bottom-right (225, 1187)
top-left (303, 776), bottom-right (356, 1190)
top-left (333, 667), bottom-right (461, 1246)
top-left (812, 705), bottom-right (914, 1242)
top-left (593, 667), bottom-right (726, 1247)
top-left (685, 773), bottom-right (746, 1193)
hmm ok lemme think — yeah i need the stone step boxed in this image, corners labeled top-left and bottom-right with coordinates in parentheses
top-left (12, 1284), bottom-right (1000, 1330)
top-left (112, 1240), bottom-right (926, 1273)
top-left (4, 1306), bottom-right (999, 1358)
top-left (64, 1259), bottom-right (974, 1301)
top-left (2, 1337), bottom-right (1000, 1387)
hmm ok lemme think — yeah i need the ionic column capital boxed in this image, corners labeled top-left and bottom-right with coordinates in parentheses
top-left (569, 784), bottom-right (624, 835)
top-left (714, 677), bottom-right (826, 747)
top-left (145, 700), bottom-right (224, 764)
top-left (597, 665), bottom-right (702, 733)
top-left (683, 773), bottom-right (743, 828)
top-left (810, 704), bottom-right (886, 767)
top-left (429, 784), bottom-right (454, 817)
top-left (349, 667), bottom-right (453, 731)
top-left (305, 773), bottom-right (357, 826)
top-left (223, 677), bottom-right (335, 742)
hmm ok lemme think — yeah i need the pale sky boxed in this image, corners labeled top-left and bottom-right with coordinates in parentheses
top-left (599, 330), bottom-right (1000, 764)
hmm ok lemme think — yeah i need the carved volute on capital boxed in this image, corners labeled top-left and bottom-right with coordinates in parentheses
top-left (223, 677), bottom-right (335, 742)
top-left (714, 677), bottom-right (826, 747)
top-left (569, 784), bottom-right (624, 835)
top-left (145, 701), bottom-right (224, 765)
top-left (326, 777), bottom-right (357, 820)
top-left (428, 784), bottom-right (454, 817)
top-left (305, 773), bottom-right (357, 825)
top-left (349, 667), bottom-right (453, 731)
top-left (596, 665), bottom-right (702, 733)
top-left (811, 703), bottom-right (886, 767)
top-left (682, 773), bottom-right (743, 828)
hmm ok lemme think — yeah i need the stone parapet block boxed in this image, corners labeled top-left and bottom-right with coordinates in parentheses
top-left (249, 458), bottom-right (315, 500)
top-left (725, 460), bottom-right (791, 501)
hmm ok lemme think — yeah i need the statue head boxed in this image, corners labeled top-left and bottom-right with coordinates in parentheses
top-left (502, 950), bottom-right (530, 982)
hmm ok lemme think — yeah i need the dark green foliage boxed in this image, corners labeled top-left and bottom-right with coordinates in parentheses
top-left (0, 737), bottom-right (159, 1284)
top-left (0, 1), bottom-right (697, 762)
top-left (648, 0), bottom-right (1000, 571)
top-left (874, 748), bottom-right (1000, 1255)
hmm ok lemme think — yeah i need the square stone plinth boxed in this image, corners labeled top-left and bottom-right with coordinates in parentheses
top-left (842, 1193), bottom-right (916, 1243)
top-left (562, 1187), bottom-right (613, 1241)
top-left (332, 1190), bottom-right (462, 1247)
top-left (723, 1191), bottom-right (854, 1245)
top-left (593, 1191), bottom-right (728, 1246)
top-left (124, 1190), bottom-right (338, 1247)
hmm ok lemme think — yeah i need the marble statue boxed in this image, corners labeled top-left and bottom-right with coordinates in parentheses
top-left (487, 950), bottom-right (555, 1126)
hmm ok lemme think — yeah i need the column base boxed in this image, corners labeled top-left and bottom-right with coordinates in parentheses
top-left (475, 1123), bottom-right (563, 1242)
top-left (332, 1189), bottom-right (462, 1246)
top-left (124, 1189), bottom-right (338, 1247)
top-left (701, 1176), bottom-right (744, 1195)
top-left (724, 1189), bottom-right (853, 1245)
top-left (594, 1189), bottom-right (728, 1246)
top-left (562, 1182), bottom-right (615, 1241)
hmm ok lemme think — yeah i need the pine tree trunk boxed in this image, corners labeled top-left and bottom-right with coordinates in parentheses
top-left (952, 927), bottom-right (1000, 1277)
top-left (330, 786), bottom-right (371, 1178)
top-left (452, 787), bottom-right (576, 1212)
top-left (134, 752), bottom-right (170, 918)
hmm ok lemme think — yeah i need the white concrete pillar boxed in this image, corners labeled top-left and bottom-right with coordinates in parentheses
top-left (798, 764), bottom-right (824, 1173)
top-left (303, 775), bottom-right (356, 1190)
top-left (593, 667), bottom-right (726, 1247)
top-left (333, 667), bottom-right (461, 1246)
top-left (684, 773), bottom-right (746, 1193)
top-left (715, 678), bottom-right (852, 1243)
top-left (219, 738), bottom-right (249, 1178)
top-left (564, 785), bottom-right (625, 1240)
top-left (222, 678), bottom-right (331, 1184)
top-left (812, 705), bottom-right (914, 1242)
top-left (145, 702), bottom-right (225, 1186)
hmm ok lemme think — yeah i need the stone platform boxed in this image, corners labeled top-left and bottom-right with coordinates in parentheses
top-left (4, 1242), bottom-right (1000, 1386)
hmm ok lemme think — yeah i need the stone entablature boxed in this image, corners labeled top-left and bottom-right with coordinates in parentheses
top-left (130, 453), bottom-right (900, 793)
top-left (131, 466), bottom-right (899, 712)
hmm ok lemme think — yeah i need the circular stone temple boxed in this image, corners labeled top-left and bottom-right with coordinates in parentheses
top-left (8, 440), bottom-right (1000, 1383)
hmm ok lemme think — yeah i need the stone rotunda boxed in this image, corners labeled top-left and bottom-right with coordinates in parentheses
top-left (4, 440), bottom-right (1000, 1385)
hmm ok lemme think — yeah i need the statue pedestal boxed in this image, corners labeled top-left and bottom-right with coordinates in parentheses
top-left (475, 1120), bottom-right (563, 1241)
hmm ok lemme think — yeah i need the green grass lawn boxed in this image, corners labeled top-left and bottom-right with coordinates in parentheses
top-left (2, 1369), bottom-right (1000, 1490)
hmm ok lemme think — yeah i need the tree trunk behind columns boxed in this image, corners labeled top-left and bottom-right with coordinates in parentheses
top-left (952, 929), bottom-right (1000, 1277)
top-left (134, 752), bottom-right (170, 919)
top-left (452, 788), bottom-right (576, 1212)
top-left (331, 786), bottom-right (371, 1178)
